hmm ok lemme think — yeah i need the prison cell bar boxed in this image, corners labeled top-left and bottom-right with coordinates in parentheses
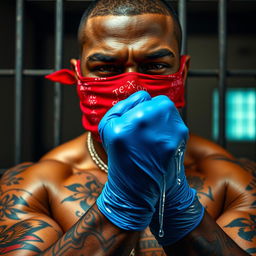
top-left (218, 0), bottom-right (227, 147)
top-left (14, 0), bottom-right (24, 165)
top-left (178, 0), bottom-right (188, 122)
top-left (54, 0), bottom-right (64, 147)
top-left (0, 0), bottom-right (255, 169)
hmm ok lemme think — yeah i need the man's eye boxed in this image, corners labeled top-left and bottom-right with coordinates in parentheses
top-left (148, 63), bottom-right (166, 69)
top-left (94, 65), bottom-right (121, 73)
top-left (142, 63), bottom-right (169, 72)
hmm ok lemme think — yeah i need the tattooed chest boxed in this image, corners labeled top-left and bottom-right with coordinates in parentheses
top-left (186, 171), bottom-right (226, 219)
top-left (50, 172), bottom-right (105, 230)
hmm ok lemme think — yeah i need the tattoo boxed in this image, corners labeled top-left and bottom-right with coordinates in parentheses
top-left (0, 163), bottom-right (32, 188)
top-left (212, 156), bottom-right (256, 174)
top-left (0, 219), bottom-right (50, 254)
top-left (212, 156), bottom-right (256, 209)
top-left (246, 247), bottom-right (256, 254)
top-left (139, 250), bottom-right (165, 256)
top-left (0, 194), bottom-right (29, 221)
top-left (246, 180), bottom-right (256, 209)
top-left (224, 214), bottom-right (256, 242)
top-left (187, 175), bottom-right (214, 201)
top-left (61, 173), bottom-right (103, 217)
top-left (187, 229), bottom-right (236, 256)
top-left (139, 240), bottom-right (164, 255)
top-left (41, 205), bottom-right (118, 256)
top-left (140, 237), bottom-right (160, 250)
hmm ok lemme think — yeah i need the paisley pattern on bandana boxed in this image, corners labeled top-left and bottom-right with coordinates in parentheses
top-left (46, 55), bottom-right (187, 141)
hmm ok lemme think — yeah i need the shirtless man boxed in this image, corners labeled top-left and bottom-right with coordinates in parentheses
top-left (0, 0), bottom-right (255, 255)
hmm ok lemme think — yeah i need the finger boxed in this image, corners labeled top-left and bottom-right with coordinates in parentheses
top-left (99, 90), bottom-right (151, 132)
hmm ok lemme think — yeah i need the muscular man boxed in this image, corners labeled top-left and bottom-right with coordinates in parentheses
top-left (0, 0), bottom-right (255, 255)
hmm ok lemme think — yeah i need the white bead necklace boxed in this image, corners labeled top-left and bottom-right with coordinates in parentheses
top-left (87, 132), bottom-right (108, 174)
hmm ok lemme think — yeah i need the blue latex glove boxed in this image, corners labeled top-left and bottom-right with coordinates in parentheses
top-left (96, 91), bottom-right (202, 232)
top-left (149, 148), bottom-right (205, 245)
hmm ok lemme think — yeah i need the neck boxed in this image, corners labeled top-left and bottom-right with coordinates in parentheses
top-left (91, 133), bottom-right (108, 165)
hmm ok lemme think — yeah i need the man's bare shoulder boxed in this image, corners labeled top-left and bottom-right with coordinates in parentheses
top-left (187, 134), bottom-right (254, 181)
top-left (40, 132), bottom-right (92, 169)
top-left (1, 160), bottom-right (74, 191)
top-left (187, 134), bottom-right (232, 161)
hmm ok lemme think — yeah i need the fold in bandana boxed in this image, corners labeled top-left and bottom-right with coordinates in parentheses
top-left (46, 55), bottom-right (187, 141)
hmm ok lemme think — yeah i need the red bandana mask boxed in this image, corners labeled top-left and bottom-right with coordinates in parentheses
top-left (46, 55), bottom-right (187, 141)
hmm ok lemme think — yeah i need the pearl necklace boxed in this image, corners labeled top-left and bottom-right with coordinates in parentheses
top-left (87, 132), bottom-right (108, 174)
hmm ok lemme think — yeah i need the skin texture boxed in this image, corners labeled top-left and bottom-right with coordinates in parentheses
top-left (1, 14), bottom-right (256, 256)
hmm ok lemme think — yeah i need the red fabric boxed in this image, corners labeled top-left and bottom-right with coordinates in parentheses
top-left (46, 55), bottom-right (187, 141)
top-left (45, 69), bottom-right (77, 85)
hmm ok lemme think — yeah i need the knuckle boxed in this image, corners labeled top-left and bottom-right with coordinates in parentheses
top-left (181, 124), bottom-right (189, 138)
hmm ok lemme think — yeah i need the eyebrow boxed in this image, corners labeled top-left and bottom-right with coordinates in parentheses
top-left (87, 53), bottom-right (117, 63)
top-left (87, 49), bottom-right (174, 63)
top-left (145, 49), bottom-right (174, 59)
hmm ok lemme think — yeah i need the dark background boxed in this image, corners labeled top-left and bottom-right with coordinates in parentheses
top-left (0, 0), bottom-right (255, 168)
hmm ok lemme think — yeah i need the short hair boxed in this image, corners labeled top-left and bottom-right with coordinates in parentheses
top-left (78, 0), bottom-right (182, 52)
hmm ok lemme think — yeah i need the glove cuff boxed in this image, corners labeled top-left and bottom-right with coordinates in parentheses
top-left (97, 182), bottom-right (155, 231)
top-left (150, 189), bottom-right (205, 246)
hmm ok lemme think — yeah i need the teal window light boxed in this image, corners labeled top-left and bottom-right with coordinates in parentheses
top-left (213, 88), bottom-right (256, 141)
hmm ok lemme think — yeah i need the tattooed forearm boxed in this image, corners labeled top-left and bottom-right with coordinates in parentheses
top-left (163, 211), bottom-right (249, 256)
top-left (41, 204), bottom-right (135, 256)
top-left (139, 240), bottom-right (165, 255)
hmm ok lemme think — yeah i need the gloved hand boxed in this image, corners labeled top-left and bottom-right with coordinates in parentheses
top-left (96, 90), bottom-right (192, 231)
top-left (149, 147), bottom-right (205, 246)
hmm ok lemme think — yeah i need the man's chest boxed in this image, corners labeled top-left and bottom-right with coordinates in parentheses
top-left (49, 170), bottom-right (107, 231)
top-left (48, 168), bottom-right (226, 232)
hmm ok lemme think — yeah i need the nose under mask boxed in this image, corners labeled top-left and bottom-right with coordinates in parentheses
top-left (45, 55), bottom-right (187, 141)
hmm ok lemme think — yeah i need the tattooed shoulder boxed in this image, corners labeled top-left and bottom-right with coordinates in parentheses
top-left (0, 163), bottom-right (33, 189)
top-left (212, 155), bottom-right (256, 175)
top-left (187, 175), bottom-right (214, 202)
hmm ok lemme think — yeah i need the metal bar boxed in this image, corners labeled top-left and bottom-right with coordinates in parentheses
top-left (54, 0), bottom-right (64, 147)
top-left (14, 0), bottom-right (24, 164)
top-left (189, 69), bottom-right (256, 77)
top-left (178, 0), bottom-right (188, 121)
top-left (178, 0), bottom-right (187, 55)
top-left (218, 0), bottom-right (227, 148)
top-left (0, 69), bottom-right (54, 76)
top-left (1, 69), bottom-right (256, 77)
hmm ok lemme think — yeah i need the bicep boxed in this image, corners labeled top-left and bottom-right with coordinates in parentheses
top-left (217, 210), bottom-right (256, 255)
top-left (0, 164), bottom-right (63, 255)
top-left (0, 215), bottom-right (63, 256)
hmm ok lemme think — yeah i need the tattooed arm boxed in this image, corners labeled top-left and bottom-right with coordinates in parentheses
top-left (41, 203), bottom-right (138, 256)
top-left (162, 154), bottom-right (255, 256)
top-left (0, 163), bottom-right (62, 255)
top-left (0, 161), bottom-right (139, 256)
top-left (163, 210), bottom-right (249, 256)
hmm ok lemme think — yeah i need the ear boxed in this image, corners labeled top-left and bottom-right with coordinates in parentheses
top-left (182, 55), bottom-right (190, 83)
top-left (70, 58), bottom-right (79, 79)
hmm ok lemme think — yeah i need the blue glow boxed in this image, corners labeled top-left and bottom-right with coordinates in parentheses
top-left (213, 88), bottom-right (256, 141)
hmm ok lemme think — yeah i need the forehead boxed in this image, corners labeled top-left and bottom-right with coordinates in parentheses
top-left (80, 14), bottom-right (179, 57)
